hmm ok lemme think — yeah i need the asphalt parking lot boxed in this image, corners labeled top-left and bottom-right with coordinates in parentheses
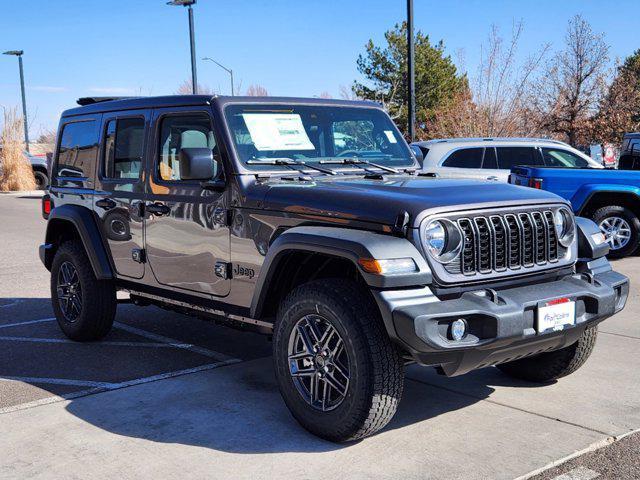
top-left (1, 192), bottom-right (639, 479)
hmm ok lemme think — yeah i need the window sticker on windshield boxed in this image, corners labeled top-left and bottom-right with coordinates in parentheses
top-left (384, 130), bottom-right (397, 143)
top-left (242, 113), bottom-right (315, 151)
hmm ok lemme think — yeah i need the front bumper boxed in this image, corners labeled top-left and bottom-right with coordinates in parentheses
top-left (374, 267), bottom-right (629, 376)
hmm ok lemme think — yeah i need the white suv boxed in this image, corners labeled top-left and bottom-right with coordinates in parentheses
top-left (411, 138), bottom-right (602, 181)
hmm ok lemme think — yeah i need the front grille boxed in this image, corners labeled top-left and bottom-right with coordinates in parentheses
top-left (449, 209), bottom-right (562, 277)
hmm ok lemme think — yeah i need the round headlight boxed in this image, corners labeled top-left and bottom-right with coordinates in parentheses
top-left (425, 220), bottom-right (446, 256)
top-left (554, 208), bottom-right (575, 247)
top-left (423, 219), bottom-right (463, 263)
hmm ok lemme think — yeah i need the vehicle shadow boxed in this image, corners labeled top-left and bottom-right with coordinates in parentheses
top-left (1, 296), bottom-right (549, 454)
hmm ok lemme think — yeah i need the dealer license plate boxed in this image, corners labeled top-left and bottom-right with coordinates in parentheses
top-left (536, 298), bottom-right (575, 333)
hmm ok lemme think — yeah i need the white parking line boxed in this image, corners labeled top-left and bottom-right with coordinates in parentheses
top-left (0, 318), bottom-right (56, 329)
top-left (0, 359), bottom-right (242, 415)
top-left (113, 321), bottom-right (238, 361)
top-left (0, 336), bottom-right (191, 348)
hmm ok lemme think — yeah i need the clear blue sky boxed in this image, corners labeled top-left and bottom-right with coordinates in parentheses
top-left (1, 0), bottom-right (638, 136)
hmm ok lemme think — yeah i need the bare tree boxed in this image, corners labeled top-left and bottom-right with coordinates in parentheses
top-left (531, 15), bottom-right (609, 146)
top-left (175, 80), bottom-right (216, 95)
top-left (339, 85), bottom-right (360, 101)
top-left (318, 91), bottom-right (332, 99)
top-left (425, 22), bottom-right (548, 139)
top-left (245, 84), bottom-right (269, 96)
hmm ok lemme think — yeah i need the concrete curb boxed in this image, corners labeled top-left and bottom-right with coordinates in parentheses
top-left (516, 427), bottom-right (640, 480)
top-left (0, 190), bottom-right (45, 196)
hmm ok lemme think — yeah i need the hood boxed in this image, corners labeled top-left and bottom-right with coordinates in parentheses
top-left (258, 174), bottom-right (566, 227)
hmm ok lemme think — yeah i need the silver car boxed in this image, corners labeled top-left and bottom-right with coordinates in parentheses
top-left (412, 137), bottom-right (602, 181)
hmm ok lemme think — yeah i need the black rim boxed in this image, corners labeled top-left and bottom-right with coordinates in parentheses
top-left (56, 261), bottom-right (82, 322)
top-left (287, 314), bottom-right (350, 412)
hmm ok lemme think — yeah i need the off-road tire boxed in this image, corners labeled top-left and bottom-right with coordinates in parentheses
top-left (496, 326), bottom-right (598, 382)
top-left (51, 240), bottom-right (116, 341)
top-left (33, 170), bottom-right (49, 190)
top-left (273, 279), bottom-right (404, 442)
top-left (591, 205), bottom-right (640, 258)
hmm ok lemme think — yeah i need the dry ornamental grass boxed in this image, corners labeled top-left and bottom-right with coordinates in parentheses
top-left (0, 108), bottom-right (36, 192)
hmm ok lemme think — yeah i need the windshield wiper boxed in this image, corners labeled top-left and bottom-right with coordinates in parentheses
top-left (319, 158), bottom-right (399, 174)
top-left (245, 158), bottom-right (337, 175)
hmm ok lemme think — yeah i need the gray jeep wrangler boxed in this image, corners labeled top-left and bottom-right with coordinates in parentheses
top-left (40, 95), bottom-right (629, 442)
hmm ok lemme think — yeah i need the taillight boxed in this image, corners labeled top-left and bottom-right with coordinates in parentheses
top-left (528, 177), bottom-right (543, 189)
top-left (42, 194), bottom-right (52, 219)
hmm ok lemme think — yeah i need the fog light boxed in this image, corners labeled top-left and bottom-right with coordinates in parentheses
top-left (451, 319), bottom-right (467, 341)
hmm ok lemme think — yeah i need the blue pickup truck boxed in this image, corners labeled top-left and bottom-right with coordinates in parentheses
top-left (510, 166), bottom-right (640, 258)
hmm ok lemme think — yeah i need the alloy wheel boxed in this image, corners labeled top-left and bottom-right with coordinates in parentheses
top-left (287, 314), bottom-right (350, 412)
top-left (56, 261), bottom-right (82, 322)
top-left (599, 216), bottom-right (632, 250)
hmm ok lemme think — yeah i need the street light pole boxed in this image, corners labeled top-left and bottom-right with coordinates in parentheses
top-left (202, 57), bottom-right (234, 96)
top-left (3, 50), bottom-right (29, 152)
top-left (407, 0), bottom-right (416, 142)
top-left (167, 0), bottom-right (198, 94)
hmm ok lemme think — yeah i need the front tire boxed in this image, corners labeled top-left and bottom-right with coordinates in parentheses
top-left (592, 205), bottom-right (640, 258)
top-left (33, 170), bottom-right (48, 190)
top-left (273, 279), bottom-right (404, 442)
top-left (51, 240), bottom-right (117, 341)
top-left (496, 326), bottom-right (598, 382)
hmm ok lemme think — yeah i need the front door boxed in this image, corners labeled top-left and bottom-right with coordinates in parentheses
top-left (143, 107), bottom-right (231, 297)
top-left (94, 110), bottom-right (149, 279)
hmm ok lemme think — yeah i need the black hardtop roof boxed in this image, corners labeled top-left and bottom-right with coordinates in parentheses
top-left (61, 95), bottom-right (381, 117)
top-left (623, 132), bottom-right (640, 139)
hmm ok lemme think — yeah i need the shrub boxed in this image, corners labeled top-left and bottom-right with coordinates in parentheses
top-left (0, 108), bottom-right (36, 191)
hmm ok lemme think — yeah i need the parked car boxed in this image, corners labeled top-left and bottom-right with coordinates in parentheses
top-left (40, 95), bottom-right (628, 442)
top-left (510, 165), bottom-right (640, 257)
top-left (25, 150), bottom-right (50, 189)
top-left (0, 148), bottom-right (49, 189)
top-left (412, 137), bottom-right (602, 182)
top-left (618, 133), bottom-right (640, 169)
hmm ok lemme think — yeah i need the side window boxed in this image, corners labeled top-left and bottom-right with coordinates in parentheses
top-left (496, 147), bottom-right (544, 169)
top-left (442, 148), bottom-right (483, 168)
top-left (158, 114), bottom-right (217, 181)
top-left (56, 121), bottom-right (98, 178)
top-left (541, 148), bottom-right (589, 168)
top-left (482, 147), bottom-right (498, 169)
top-left (103, 118), bottom-right (145, 180)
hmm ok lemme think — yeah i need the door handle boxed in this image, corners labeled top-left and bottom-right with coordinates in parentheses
top-left (486, 176), bottom-right (499, 181)
top-left (95, 198), bottom-right (116, 210)
top-left (146, 202), bottom-right (171, 216)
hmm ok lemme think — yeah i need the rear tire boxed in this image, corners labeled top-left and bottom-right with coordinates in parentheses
top-left (496, 326), bottom-right (598, 382)
top-left (51, 240), bottom-right (116, 341)
top-left (592, 205), bottom-right (640, 258)
top-left (273, 279), bottom-right (404, 442)
top-left (33, 170), bottom-right (48, 190)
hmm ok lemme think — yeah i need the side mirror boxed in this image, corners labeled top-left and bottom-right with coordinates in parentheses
top-left (410, 144), bottom-right (424, 164)
top-left (179, 148), bottom-right (216, 180)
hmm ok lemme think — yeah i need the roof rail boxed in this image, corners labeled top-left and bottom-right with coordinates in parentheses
top-left (420, 137), bottom-right (568, 145)
top-left (76, 96), bottom-right (137, 106)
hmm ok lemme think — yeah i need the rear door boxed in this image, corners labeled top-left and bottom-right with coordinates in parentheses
top-left (143, 106), bottom-right (231, 297)
top-left (94, 110), bottom-right (149, 279)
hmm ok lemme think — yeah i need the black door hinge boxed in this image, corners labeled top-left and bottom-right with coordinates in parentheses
top-left (214, 261), bottom-right (231, 279)
top-left (132, 248), bottom-right (146, 264)
top-left (214, 207), bottom-right (234, 227)
top-left (393, 211), bottom-right (410, 237)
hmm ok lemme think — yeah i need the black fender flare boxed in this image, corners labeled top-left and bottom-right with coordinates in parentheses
top-left (250, 226), bottom-right (431, 319)
top-left (42, 204), bottom-right (113, 280)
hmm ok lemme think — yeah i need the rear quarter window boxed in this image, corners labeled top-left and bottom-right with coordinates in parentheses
top-left (55, 120), bottom-right (98, 179)
top-left (442, 148), bottom-right (483, 168)
top-left (496, 147), bottom-right (544, 169)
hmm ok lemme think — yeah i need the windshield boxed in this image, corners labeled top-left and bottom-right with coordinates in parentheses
top-left (224, 104), bottom-right (415, 171)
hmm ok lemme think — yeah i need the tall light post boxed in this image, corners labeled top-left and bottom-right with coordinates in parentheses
top-left (407, 0), bottom-right (416, 142)
top-left (3, 50), bottom-right (30, 152)
top-left (202, 57), bottom-right (234, 96)
top-left (167, 0), bottom-right (198, 94)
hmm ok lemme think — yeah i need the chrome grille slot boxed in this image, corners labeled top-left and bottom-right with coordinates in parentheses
top-left (544, 211), bottom-right (559, 261)
top-left (458, 219), bottom-right (476, 275)
top-left (531, 212), bottom-right (547, 264)
top-left (519, 213), bottom-right (535, 267)
top-left (490, 216), bottom-right (507, 271)
top-left (504, 214), bottom-right (521, 269)
top-left (474, 217), bottom-right (492, 273)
